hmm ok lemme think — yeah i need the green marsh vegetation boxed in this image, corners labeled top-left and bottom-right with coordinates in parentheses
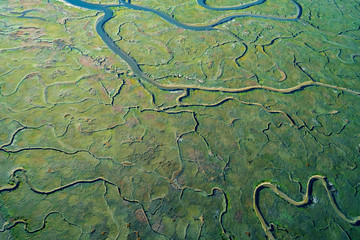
top-left (0, 0), bottom-right (359, 239)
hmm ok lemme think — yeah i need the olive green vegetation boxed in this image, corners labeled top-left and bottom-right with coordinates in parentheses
top-left (0, 0), bottom-right (359, 239)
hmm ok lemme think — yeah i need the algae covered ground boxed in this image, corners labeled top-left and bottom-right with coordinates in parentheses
top-left (0, 0), bottom-right (359, 239)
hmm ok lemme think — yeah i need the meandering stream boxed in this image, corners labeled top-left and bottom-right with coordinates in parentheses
top-left (63, 0), bottom-right (302, 91)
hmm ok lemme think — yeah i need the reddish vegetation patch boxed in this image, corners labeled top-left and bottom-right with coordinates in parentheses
top-left (165, 93), bottom-right (176, 102)
top-left (12, 27), bottom-right (44, 43)
top-left (135, 208), bottom-right (147, 224)
top-left (79, 55), bottom-right (100, 70)
top-left (16, 30), bottom-right (25, 36)
top-left (188, 148), bottom-right (204, 162)
top-left (111, 105), bottom-right (125, 113)
top-left (83, 20), bottom-right (90, 30)
top-left (143, 113), bottom-right (155, 120)
top-left (152, 219), bottom-right (165, 233)
top-left (243, 79), bottom-right (258, 86)
top-left (125, 117), bottom-right (139, 128)
top-left (18, 0), bottom-right (43, 7)
top-left (136, 90), bottom-right (146, 98)
top-left (234, 210), bottom-right (243, 223)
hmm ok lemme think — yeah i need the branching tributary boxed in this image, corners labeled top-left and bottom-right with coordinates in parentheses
top-left (61, 0), bottom-right (360, 96)
top-left (56, 1), bottom-right (360, 238)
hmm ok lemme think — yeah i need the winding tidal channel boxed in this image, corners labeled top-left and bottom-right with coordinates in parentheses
top-left (61, 0), bottom-right (314, 93)
top-left (1, 1), bottom-right (358, 239)
top-left (60, 0), bottom-right (360, 96)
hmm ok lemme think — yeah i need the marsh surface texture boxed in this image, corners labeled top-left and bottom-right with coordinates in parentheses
top-left (0, 0), bottom-right (359, 239)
